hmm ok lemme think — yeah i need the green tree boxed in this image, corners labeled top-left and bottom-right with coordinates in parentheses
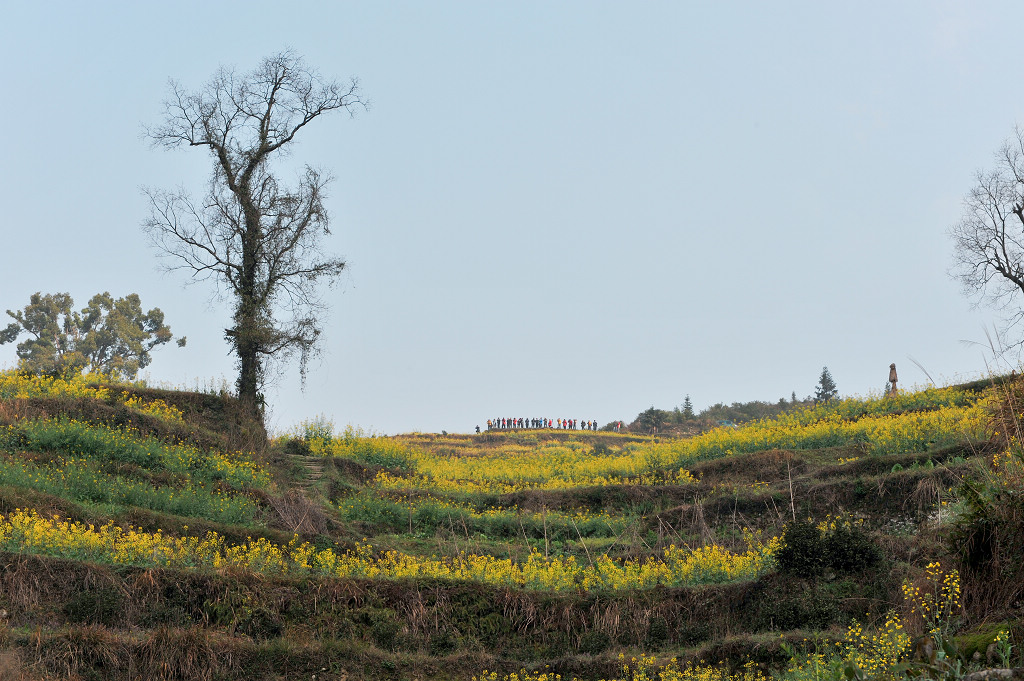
top-left (814, 366), bottom-right (838, 404)
top-left (143, 51), bottom-right (364, 422)
top-left (636, 406), bottom-right (668, 434)
top-left (682, 394), bottom-right (694, 419)
top-left (0, 292), bottom-right (180, 379)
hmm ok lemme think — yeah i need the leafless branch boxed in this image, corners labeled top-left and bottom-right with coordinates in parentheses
top-left (949, 127), bottom-right (1024, 350)
top-left (142, 51), bottom-right (364, 413)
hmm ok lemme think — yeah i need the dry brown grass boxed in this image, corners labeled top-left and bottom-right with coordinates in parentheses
top-left (0, 400), bottom-right (32, 425)
top-left (0, 649), bottom-right (24, 681)
top-left (266, 489), bottom-right (335, 535)
top-left (31, 625), bottom-right (125, 680)
top-left (139, 627), bottom-right (219, 681)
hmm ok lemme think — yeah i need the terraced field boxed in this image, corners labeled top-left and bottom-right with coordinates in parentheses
top-left (0, 368), bottom-right (1020, 680)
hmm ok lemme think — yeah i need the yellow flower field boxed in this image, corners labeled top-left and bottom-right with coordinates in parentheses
top-left (0, 509), bottom-right (775, 592)
top-left (318, 395), bottom-right (990, 496)
top-left (0, 368), bottom-right (110, 400)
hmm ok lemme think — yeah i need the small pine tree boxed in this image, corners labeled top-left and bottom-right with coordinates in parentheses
top-left (791, 390), bottom-right (798, 404)
top-left (682, 394), bottom-right (694, 419)
top-left (815, 366), bottom-right (838, 404)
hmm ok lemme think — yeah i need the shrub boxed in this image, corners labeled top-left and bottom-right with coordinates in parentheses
top-left (776, 521), bottom-right (826, 577)
top-left (579, 629), bottom-right (611, 655)
top-left (63, 587), bottom-right (125, 627)
top-left (676, 622), bottom-right (710, 647)
top-left (777, 520), bottom-right (881, 578)
top-left (371, 618), bottom-right (401, 651)
top-left (646, 615), bottom-right (669, 648)
top-left (429, 630), bottom-right (458, 656)
top-left (824, 525), bottom-right (881, 574)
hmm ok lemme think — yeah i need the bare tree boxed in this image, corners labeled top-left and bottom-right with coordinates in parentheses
top-left (950, 127), bottom-right (1024, 346)
top-left (143, 51), bottom-right (364, 421)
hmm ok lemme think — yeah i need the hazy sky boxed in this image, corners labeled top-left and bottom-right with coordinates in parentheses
top-left (1, 2), bottom-right (1021, 434)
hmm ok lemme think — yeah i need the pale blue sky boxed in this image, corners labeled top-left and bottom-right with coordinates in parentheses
top-left (1, 2), bottom-right (1018, 433)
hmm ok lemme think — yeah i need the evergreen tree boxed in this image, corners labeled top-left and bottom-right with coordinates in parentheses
top-left (682, 394), bottom-right (694, 419)
top-left (814, 366), bottom-right (838, 404)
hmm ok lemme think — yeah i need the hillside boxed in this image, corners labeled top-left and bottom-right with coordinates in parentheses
top-left (0, 369), bottom-right (1021, 680)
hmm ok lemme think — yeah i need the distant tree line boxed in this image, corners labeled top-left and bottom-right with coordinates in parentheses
top-left (624, 366), bottom-right (839, 433)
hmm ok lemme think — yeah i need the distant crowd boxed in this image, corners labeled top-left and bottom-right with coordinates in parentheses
top-left (486, 417), bottom-right (609, 431)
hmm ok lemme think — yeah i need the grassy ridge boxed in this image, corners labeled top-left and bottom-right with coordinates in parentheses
top-left (0, 367), bottom-right (1021, 681)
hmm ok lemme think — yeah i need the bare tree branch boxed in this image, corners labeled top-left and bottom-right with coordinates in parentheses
top-left (142, 51), bottom-right (365, 421)
top-left (950, 127), bottom-right (1024, 350)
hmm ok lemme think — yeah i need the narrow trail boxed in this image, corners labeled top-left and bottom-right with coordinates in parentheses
top-left (288, 452), bottom-right (326, 492)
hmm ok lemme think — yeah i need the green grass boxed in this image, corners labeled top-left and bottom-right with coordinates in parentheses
top-left (0, 417), bottom-right (269, 488)
top-left (0, 454), bottom-right (260, 524)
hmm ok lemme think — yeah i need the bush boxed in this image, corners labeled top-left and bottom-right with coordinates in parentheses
top-left (370, 617), bottom-right (401, 651)
top-left (63, 587), bottom-right (124, 627)
top-left (579, 629), bottom-right (611, 655)
top-left (777, 521), bottom-right (826, 577)
top-left (777, 520), bottom-right (882, 578)
top-left (675, 621), bottom-right (710, 646)
top-left (646, 616), bottom-right (669, 648)
top-left (824, 525), bottom-right (881, 573)
top-left (429, 630), bottom-right (458, 656)
top-left (757, 581), bottom-right (840, 630)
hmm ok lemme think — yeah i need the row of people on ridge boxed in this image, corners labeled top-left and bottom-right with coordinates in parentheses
top-left (487, 417), bottom-right (597, 431)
